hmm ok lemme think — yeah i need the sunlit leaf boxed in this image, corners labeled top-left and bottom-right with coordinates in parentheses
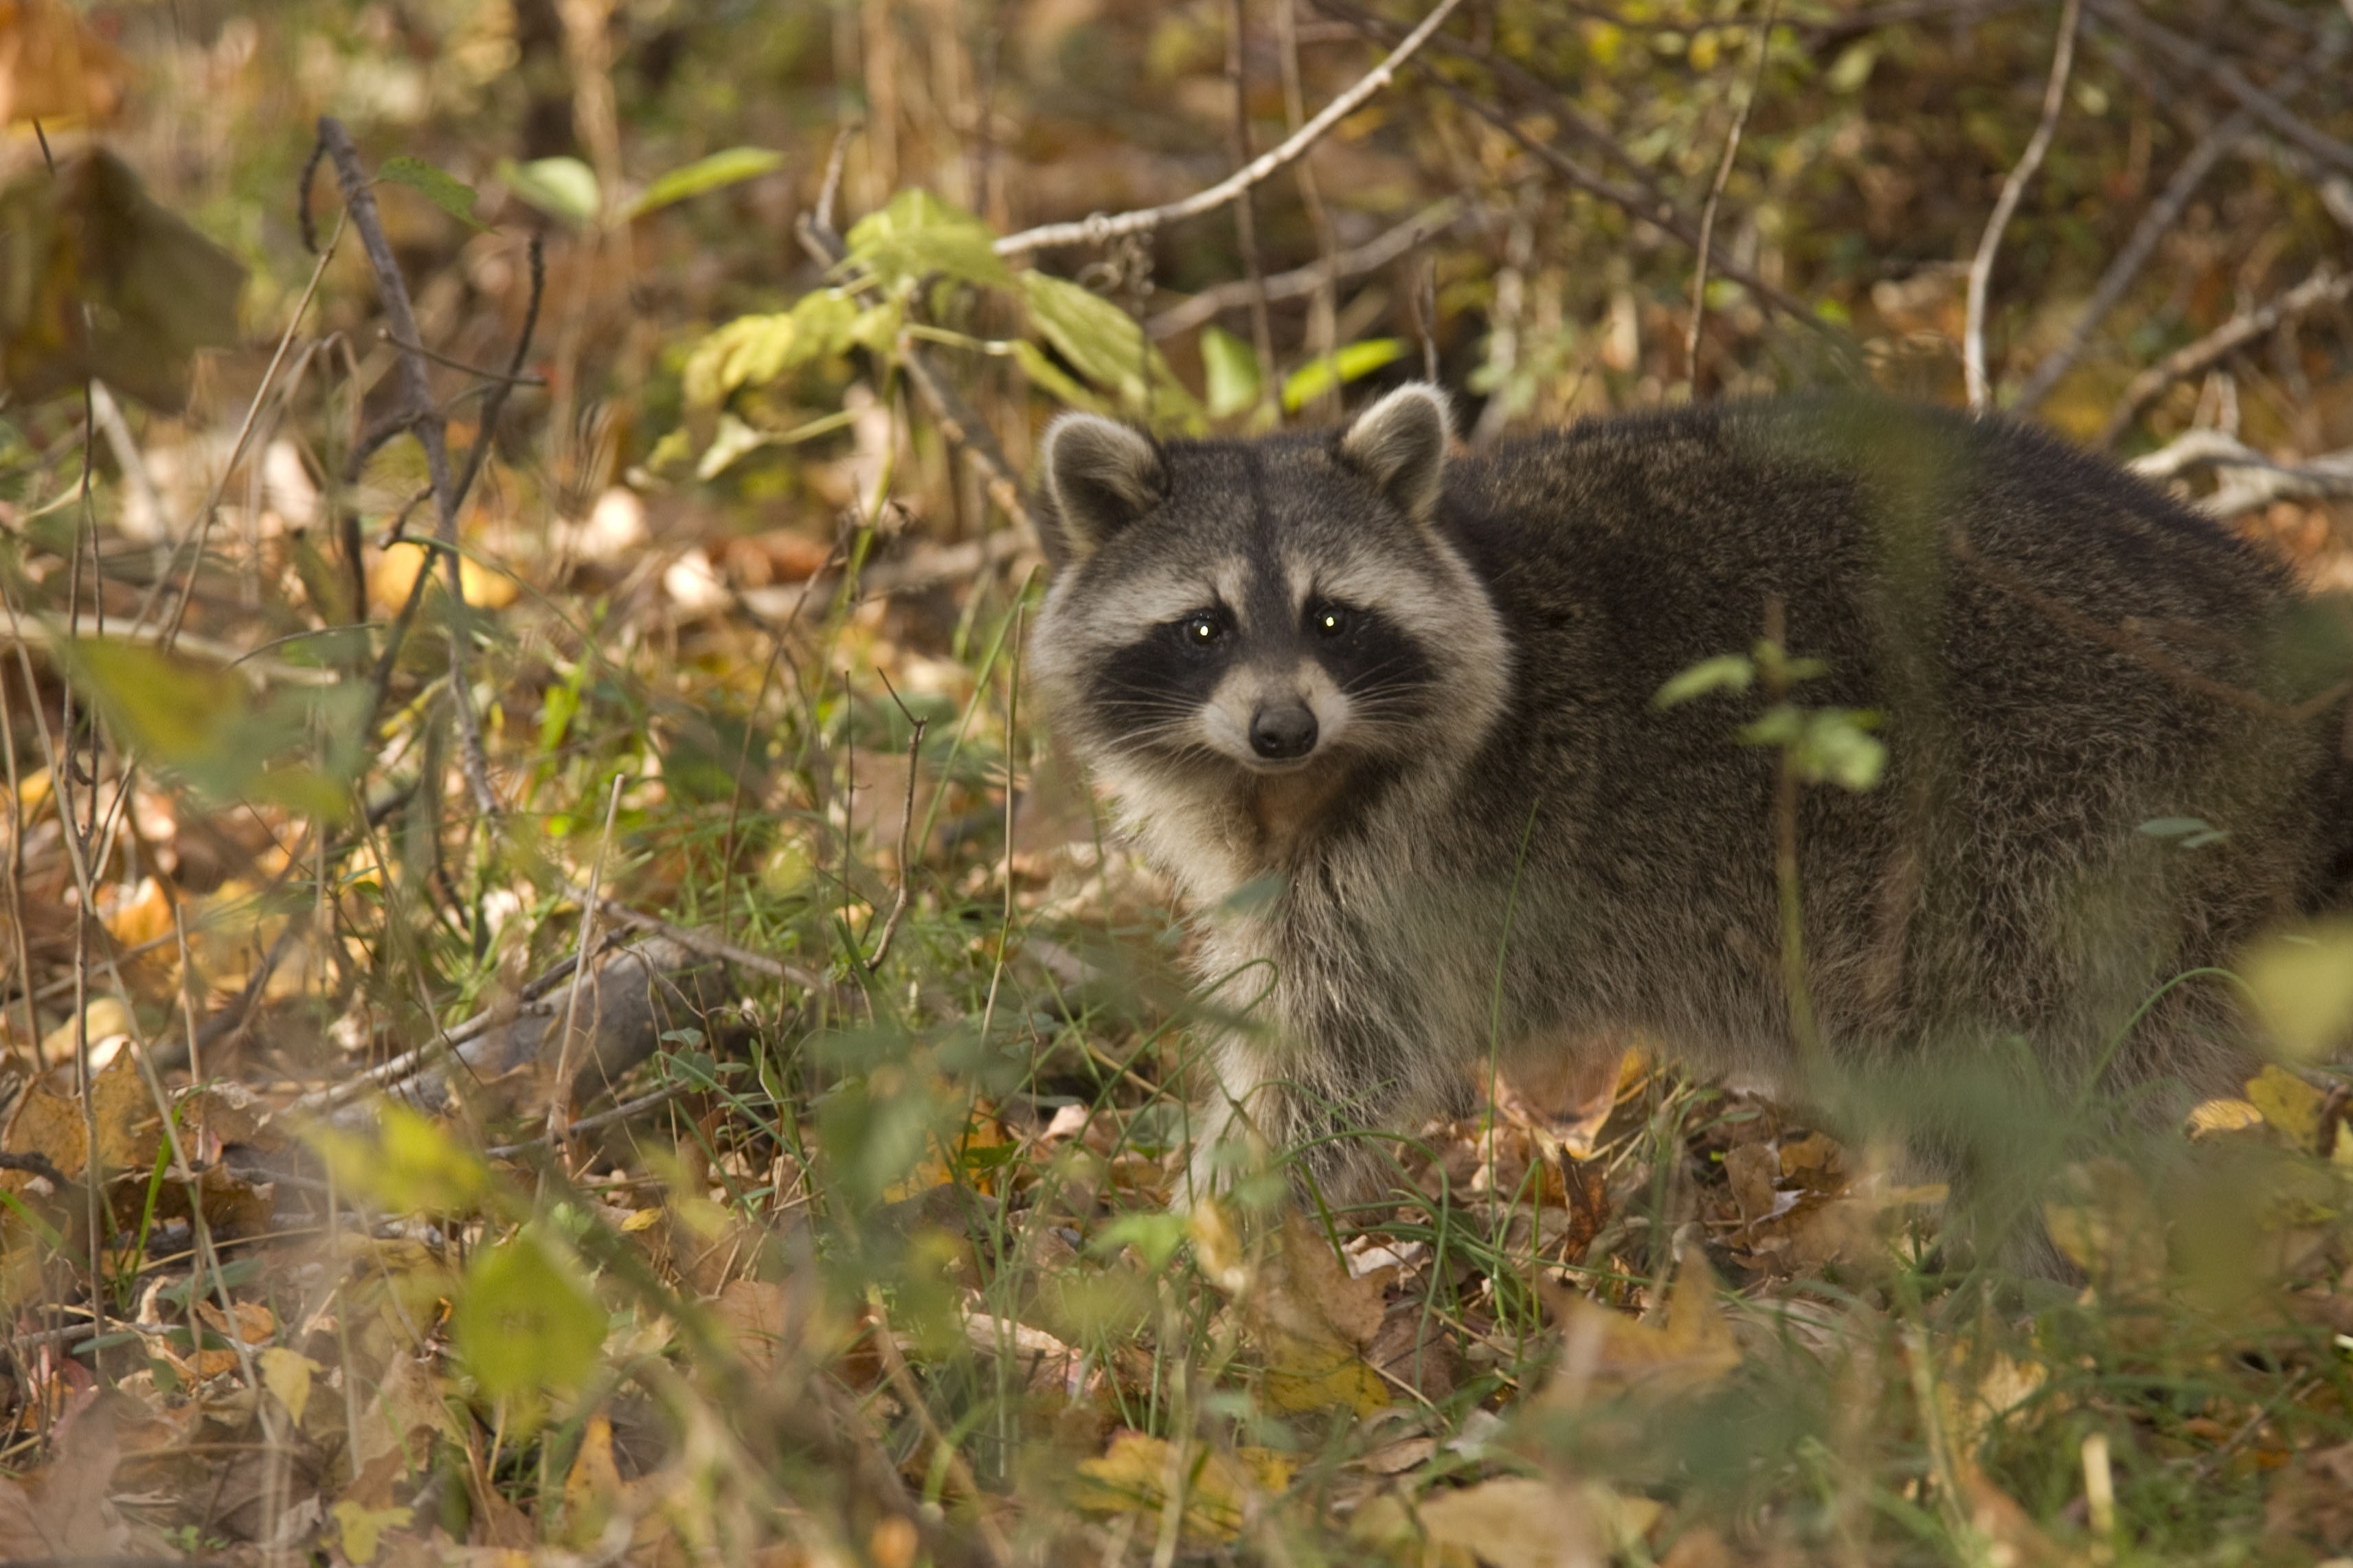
top-left (304, 1103), bottom-right (493, 1215)
top-left (842, 187), bottom-right (1012, 293)
top-left (451, 1231), bottom-right (605, 1405)
top-left (378, 155), bottom-right (488, 231)
top-left (1656, 654), bottom-right (1755, 707)
top-left (1200, 325), bottom-right (1262, 418)
top-left (497, 155), bottom-right (601, 227)
top-left (1021, 271), bottom-right (1200, 424)
top-left (624, 146), bottom-right (785, 219)
top-left (1280, 338), bottom-right (1408, 412)
top-left (2241, 919), bottom-right (2353, 1063)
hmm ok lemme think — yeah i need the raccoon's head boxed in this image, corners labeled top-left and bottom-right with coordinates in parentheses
top-left (1028, 383), bottom-right (1509, 852)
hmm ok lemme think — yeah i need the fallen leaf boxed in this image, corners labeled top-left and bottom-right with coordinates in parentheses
top-left (0, 1387), bottom-right (129, 1562)
top-left (1415, 1476), bottom-right (1606, 1568)
top-left (1540, 1258), bottom-right (1742, 1413)
top-left (2247, 1065), bottom-right (2327, 1155)
top-left (1071, 1431), bottom-right (1295, 1541)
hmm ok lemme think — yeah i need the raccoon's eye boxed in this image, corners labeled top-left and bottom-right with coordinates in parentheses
top-left (1310, 604), bottom-right (1352, 639)
top-left (1180, 611), bottom-right (1226, 647)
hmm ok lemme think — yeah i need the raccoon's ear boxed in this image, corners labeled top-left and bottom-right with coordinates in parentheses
top-left (1038, 413), bottom-right (1167, 565)
top-left (1339, 382), bottom-right (1452, 525)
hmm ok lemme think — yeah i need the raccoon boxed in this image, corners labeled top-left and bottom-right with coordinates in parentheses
top-left (1027, 384), bottom-right (2352, 1210)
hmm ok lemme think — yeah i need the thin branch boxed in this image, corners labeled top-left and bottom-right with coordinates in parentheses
top-left (2011, 104), bottom-right (2258, 414)
top-left (898, 341), bottom-right (1038, 543)
top-left (1687, 0), bottom-right (1781, 398)
top-left (1147, 196), bottom-right (1466, 338)
top-left (2097, 264), bottom-right (2353, 446)
top-left (1318, 0), bottom-right (1858, 365)
top-left (1278, 0), bottom-right (1344, 419)
top-left (2127, 428), bottom-right (2353, 517)
top-left (993, 0), bottom-right (1470, 257)
top-left (487, 1080), bottom-right (693, 1159)
top-left (548, 775), bottom-right (625, 1145)
top-left (566, 887), bottom-right (832, 992)
top-left (379, 328), bottom-right (548, 388)
top-left (1226, 0), bottom-right (1278, 396)
top-left (315, 117), bottom-right (501, 819)
top-left (1963, 0), bottom-right (2081, 413)
top-left (2083, 0), bottom-right (2353, 179)
top-left (863, 674), bottom-right (930, 973)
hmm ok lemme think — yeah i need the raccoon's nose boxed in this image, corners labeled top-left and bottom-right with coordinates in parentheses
top-left (1249, 703), bottom-right (1319, 760)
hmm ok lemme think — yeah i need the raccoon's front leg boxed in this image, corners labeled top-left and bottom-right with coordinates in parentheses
top-left (1186, 1003), bottom-right (1474, 1208)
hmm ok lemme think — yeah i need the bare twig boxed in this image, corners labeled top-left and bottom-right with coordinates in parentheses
top-left (2098, 265), bottom-right (2352, 446)
top-left (993, 0), bottom-right (1470, 257)
top-left (1963, 0), bottom-right (2080, 413)
top-left (2011, 104), bottom-right (2258, 413)
top-left (567, 888), bottom-right (831, 992)
top-left (548, 775), bottom-right (627, 1145)
top-left (1278, 0), bottom-right (1343, 418)
top-left (863, 674), bottom-right (930, 973)
top-left (2084, 0), bottom-right (2353, 179)
top-left (314, 117), bottom-right (500, 818)
top-left (488, 1080), bottom-right (693, 1159)
top-left (2127, 428), bottom-right (2353, 517)
top-left (1318, 0), bottom-right (1858, 366)
top-left (1147, 197), bottom-right (1466, 338)
top-left (1226, 0), bottom-right (1278, 398)
top-left (1687, 0), bottom-right (1781, 396)
top-left (897, 346), bottom-right (1037, 543)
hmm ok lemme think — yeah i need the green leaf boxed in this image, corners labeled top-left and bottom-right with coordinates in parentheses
top-left (1201, 326), bottom-right (1263, 418)
top-left (1279, 339), bottom-right (1408, 412)
top-left (1656, 654), bottom-right (1755, 708)
top-left (61, 639), bottom-right (368, 817)
top-left (1009, 338), bottom-right (1107, 413)
top-left (303, 1103), bottom-right (492, 1216)
top-left (1021, 271), bottom-right (1201, 424)
top-left (496, 156), bottom-right (601, 227)
top-left (378, 155), bottom-right (488, 231)
top-left (1094, 1212), bottom-right (1191, 1271)
top-left (2137, 817), bottom-right (2216, 839)
top-left (1792, 709), bottom-right (1887, 791)
top-left (623, 146), bottom-right (785, 219)
top-left (843, 188), bottom-right (1013, 293)
top-left (451, 1232), bottom-right (605, 1405)
top-left (680, 289), bottom-right (862, 408)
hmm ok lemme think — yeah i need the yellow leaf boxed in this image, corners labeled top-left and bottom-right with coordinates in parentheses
top-left (561, 1412), bottom-right (624, 1549)
top-left (1416, 1477), bottom-right (1608, 1568)
top-left (1071, 1431), bottom-right (1295, 1542)
top-left (367, 540), bottom-right (519, 615)
top-left (2247, 1065), bottom-right (2327, 1153)
top-left (258, 1346), bottom-right (319, 1427)
top-left (2241, 918), bottom-right (2353, 1062)
top-left (332, 1500), bottom-right (414, 1565)
top-left (2185, 1098), bottom-right (2266, 1139)
top-left (1261, 1328), bottom-right (1394, 1417)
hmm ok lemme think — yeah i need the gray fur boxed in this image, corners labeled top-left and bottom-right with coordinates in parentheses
top-left (1028, 385), bottom-right (2353, 1209)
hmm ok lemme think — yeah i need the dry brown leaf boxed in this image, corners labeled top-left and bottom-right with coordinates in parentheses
top-left (0, 1387), bottom-right (128, 1563)
top-left (1540, 1258), bottom-right (1741, 1413)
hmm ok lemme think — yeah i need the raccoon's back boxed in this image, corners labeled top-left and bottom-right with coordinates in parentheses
top-left (1430, 395), bottom-right (2331, 1067)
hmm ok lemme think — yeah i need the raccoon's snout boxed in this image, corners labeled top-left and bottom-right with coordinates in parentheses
top-left (1249, 703), bottom-right (1319, 760)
